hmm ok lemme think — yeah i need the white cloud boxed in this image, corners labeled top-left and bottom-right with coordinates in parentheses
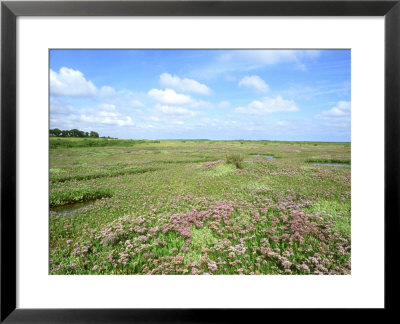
top-left (159, 73), bottom-right (211, 95)
top-left (78, 105), bottom-right (135, 126)
top-left (148, 88), bottom-right (192, 105)
top-left (98, 86), bottom-right (116, 97)
top-left (146, 104), bottom-right (198, 126)
top-left (80, 114), bottom-right (134, 127)
top-left (50, 69), bottom-right (143, 111)
top-left (188, 100), bottom-right (212, 109)
top-left (148, 88), bottom-right (211, 109)
top-left (50, 99), bottom-right (135, 130)
top-left (50, 67), bottom-right (97, 96)
top-left (102, 89), bottom-right (144, 109)
top-left (49, 97), bottom-right (76, 114)
top-left (154, 104), bottom-right (197, 117)
top-left (98, 111), bottom-right (119, 118)
top-left (320, 101), bottom-right (351, 117)
top-left (235, 96), bottom-right (299, 115)
top-left (315, 101), bottom-right (351, 130)
top-left (238, 75), bottom-right (269, 92)
top-left (50, 67), bottom-right (116, 97)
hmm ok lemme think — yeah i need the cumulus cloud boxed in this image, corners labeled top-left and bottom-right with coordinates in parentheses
top-left (148, 88), bottom-right (192, 105)
top-left (50, 67), bottom-right (116, 97)
top-left (102, 90), bottom-right (144, 109)
top-left (50, 99), bottom-right (135, 129)
top-left (80, 113), bottom-right (134, 126)
top-left (320, 101), bottom-right (351, 117)
top-left (159, 73), bottom-right (211, 95)
top-left (235, 96), bottom-right (299, 115)
top-left (315, 101), bottom-right (351, 131)
top-left (148, 88), bottom-right (211, 109)
top-left (154, 104), bottom-right (198, 118)
top-left (50, 67), bottom-right (96, 96)
top-left (98, 86), bottom-right (116, 97)
top-left (146, 104), bottom-right (198, 126)
top-left (49, 97), bottom-right (76, 114)
top-left (238, 75), bottom-right (269, 92)
top-left (98, 111), bottom-right (119, 118)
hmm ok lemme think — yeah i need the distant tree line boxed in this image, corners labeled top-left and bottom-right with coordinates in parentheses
top-left (50, 128), bottom-right (99, 138)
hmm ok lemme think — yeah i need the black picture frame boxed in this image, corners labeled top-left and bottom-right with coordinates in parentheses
top-left (1, 0), bottom-right (399, 322)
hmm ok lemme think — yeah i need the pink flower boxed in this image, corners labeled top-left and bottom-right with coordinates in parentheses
top-left (207, 262), bottom-right (218, 272)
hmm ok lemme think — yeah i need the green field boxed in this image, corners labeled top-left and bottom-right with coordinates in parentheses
top-left (49, 138), bottom-right (351, 275)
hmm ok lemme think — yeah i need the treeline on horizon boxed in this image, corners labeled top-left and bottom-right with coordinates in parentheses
top-left (50, 128), bottom-right (100, 138)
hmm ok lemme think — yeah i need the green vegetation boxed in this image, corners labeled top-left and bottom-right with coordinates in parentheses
top-left (50, 137), bottom-right (161, 149)
top-left (51, 167), bottom-right (157, 183)
top-left (50, 138), bottom-right (351, 275)
top-left (50, 128), bottom-right (99, 138)
top-left (50, 188), bottom-right (112, 208)
top-left (226, 153), bottom-right (244, 169)
top-left (306, 157), bottom-right (351, 164)
top-left (303, 199), bottom-right (351, 236)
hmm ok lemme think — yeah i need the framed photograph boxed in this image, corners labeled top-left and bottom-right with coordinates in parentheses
top-left (1, 0), bottom-right (399, 321)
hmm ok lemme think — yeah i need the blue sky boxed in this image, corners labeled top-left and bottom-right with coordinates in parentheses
top-left (50, 49), bottom-right (350, 141)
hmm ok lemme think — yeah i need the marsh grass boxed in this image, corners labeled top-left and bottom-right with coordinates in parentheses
top-left (50, 188), bottom-right (112, 208)
top-left (306, 158), bottom-right (351, 164)
top-left (226, 153), bottom-right (244, 169)
top-left (215, 163), bottom-right (236, 176)
top-left (51, 167), bottom-right (157, 183)
top-left (49, 139), bottom-right (351, 275)
top-left (50, 137), bottom-right (160, 149)
top-left (304, 200), bottom-right (351, 236)
top-left (156, 158), bottom-right (218, 164)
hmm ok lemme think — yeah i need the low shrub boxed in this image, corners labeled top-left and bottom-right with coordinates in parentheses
top-left (50, 188), bottom-right (112, 208)
top-left (226, 153), bottom-right (244, 169)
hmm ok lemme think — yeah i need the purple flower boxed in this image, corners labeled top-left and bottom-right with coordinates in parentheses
top-left (207, 262), bottom-right (218, 272)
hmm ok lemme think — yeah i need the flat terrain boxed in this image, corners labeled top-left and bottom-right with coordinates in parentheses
top-left (49, 138), bottom-right (351, 275)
